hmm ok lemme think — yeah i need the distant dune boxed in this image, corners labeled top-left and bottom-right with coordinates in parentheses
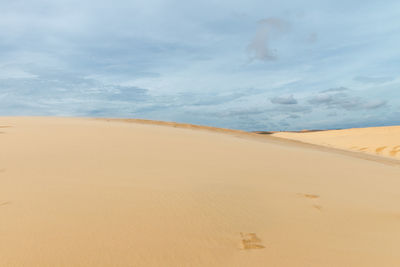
top-left (272, 126), bottom-right (400, 160)
top-left (1, 117), bottom-right (400, 266)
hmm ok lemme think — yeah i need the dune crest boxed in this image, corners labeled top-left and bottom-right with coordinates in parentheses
top-left (272, 126), bottom-right (400, 160)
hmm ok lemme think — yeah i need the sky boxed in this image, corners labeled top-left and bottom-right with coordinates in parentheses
top-left (1, 0), bottom-right (400, 131)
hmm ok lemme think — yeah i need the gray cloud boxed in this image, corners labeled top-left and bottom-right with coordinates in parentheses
top-left (320, 87), bottom-right (349, 93)
top-left (354, 76), bottom-right (394, 84)
top-left (362, 100), bottom-right (387, 109)
top-left (270, 95), bottom-right (298, 104)
top-left (308, 89), bottom-right (387, 111)
top-left (307, 32), bottom-right (318, 43)
top-left (247, 18), bottom-right (289, 61)
top-left (209, 103), bottom-right (311, 118)
top-left (273, 104), bottom-right (312, 113)
top-left (327, 112), bottom-right (337, 117)
top-left (287, 114), bottom-right (301, 119)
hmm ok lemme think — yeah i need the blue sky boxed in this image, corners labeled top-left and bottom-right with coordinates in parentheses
top-left (1, 0), bottom-right (399, 130)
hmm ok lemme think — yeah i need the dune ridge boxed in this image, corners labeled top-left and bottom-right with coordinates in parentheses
top-left (97, 118), bottom-right (251, 135)
top-left (101, 118), bottom-right (400, 166)
top-left (1, 117), bottom-right (400, 266)
top-left (272, 126), bottom-right (400, 161)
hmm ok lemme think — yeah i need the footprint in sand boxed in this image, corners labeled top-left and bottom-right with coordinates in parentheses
top-left (375, 146), bottom-right (387, 154)
top-left (301, 194), bottom-right (319, 199)
top-left (313, 204), bottom-right (323, 211)
top-left (0, 201), bottom-right (11, 207)
top-left (240, 233), bottom-right (265, 250)
top-left (298, 193), bottom-right (322, 211)
top-left (389, 146), bottom-right (400, 157)
top-left (350, 146), bottom-right (369, 152)
top-left (0, 125), bottom-right (11, 134)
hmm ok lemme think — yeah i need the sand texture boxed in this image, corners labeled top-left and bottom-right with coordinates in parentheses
top-left (272, 126), bottom-right (400, 161)
top-left (1, 117), bottom-right (400, 266)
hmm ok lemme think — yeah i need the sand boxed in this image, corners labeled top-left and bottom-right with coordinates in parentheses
top-left (272, 126), bottom-right (400, 161)
top-left (1, 117), bottom-right (400, 266)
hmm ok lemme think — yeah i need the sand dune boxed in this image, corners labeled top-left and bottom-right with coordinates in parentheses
top-left (272, 126), bottom-right (400, 161)
top-left (1, 117), bottom-right (400, 266)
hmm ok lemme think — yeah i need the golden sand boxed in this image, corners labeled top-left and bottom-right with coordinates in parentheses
top-left (1, 117), bottom-right (399, 266)
top-left (272, 126), bottom-right (400, 160)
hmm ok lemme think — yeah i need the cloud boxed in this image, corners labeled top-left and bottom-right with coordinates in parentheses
top-left (309, 92), bottom-right (347, 106)
top-left (270, 95), bottom-right (298, 105)
top-left (327, 112), bottom-right (337, 117)
top-left (308, 88), bottom-right (387, 111)
top-left (247, 17), bottom-right (289, 61)
top-left (178, 90), bottom-right (251, 106)
top-left (287, 114), bottom-right (300, 119)
top-left (0, 74), bottom-right (155, 116)
top-left (307, 32), bottom-right (318, 43)
top-left (362, 100), bottom-right (387, 109)
top-left (273, 104), bottom-right (312, 113)
top-left (354, 76), bottom-right (394, 84)
top-left (320, 87), bottom-right (349, 93)
top-left (108, 86), bottom-right (149, 101)
top-left (211, 103), bottom-right (311, 118)
top-left (0, 0), bottom-right (399, 131)
top-left (0, 67), bottom-right (38, 80)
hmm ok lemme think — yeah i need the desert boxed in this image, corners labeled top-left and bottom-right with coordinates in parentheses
top-left (1, 117), bottom-right (400, 266)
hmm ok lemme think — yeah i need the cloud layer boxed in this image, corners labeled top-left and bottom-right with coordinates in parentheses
top-left (0, 0), bottom-right (399, 130)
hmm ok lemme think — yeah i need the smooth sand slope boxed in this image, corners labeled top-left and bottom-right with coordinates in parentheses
top-left (272, 126), bottom-right (400, 161)
top-left (1, 117), bottom-right (400, 266)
